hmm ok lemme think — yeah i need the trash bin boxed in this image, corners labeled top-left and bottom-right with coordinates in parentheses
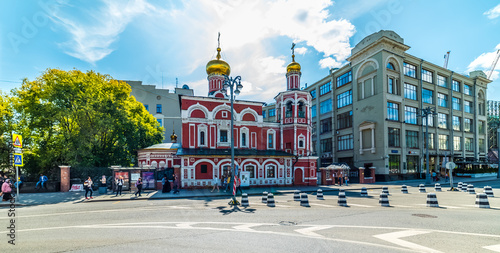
top-left (99, 186), bottom-right (107, 194)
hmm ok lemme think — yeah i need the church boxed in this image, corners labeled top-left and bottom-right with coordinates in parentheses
top-left (136, 40), bottom-right (318, 188)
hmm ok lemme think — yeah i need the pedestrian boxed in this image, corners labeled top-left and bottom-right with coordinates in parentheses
top-left (445, 172), bottom-right (449, 182)
top-left (36, 173), bottom-right (48, 191)
top-left (221, 175), bottom-right (226, 190)
top-left (84, 176), bottom-right (93, 200)
top-left (235, 175), bottom-right (243, 195)
top-left (135, 177), bottom-right (143, 197)
top-left (344, 176), bottom-right (349, 186)
top-left (211, 175), bottom-right (220, 192)
top-left (162, 175), bottom-right (171, 193)
top-left (172, 174), bottom-right (180, 194)
top-left (224, 173), bottom-right (232, 192)
top-left (338, 175), bottom-right (342, 186)
top-left (115, 176), bottom-right (124, 196)
top-left (1, 179), bottom-right (13, 201)
top-left (432, 171), bottom-right (437, 182)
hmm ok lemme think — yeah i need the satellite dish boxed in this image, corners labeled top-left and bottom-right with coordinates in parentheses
top-left (445, 162), bottom-right (456, 170)
top-left (182, 84), bottom-right (189, 89)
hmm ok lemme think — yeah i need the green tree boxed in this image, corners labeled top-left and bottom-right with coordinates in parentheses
top-left (12, 69), bottom-right (163, 174)
top-left (0, 92), bottom-right (15, 173)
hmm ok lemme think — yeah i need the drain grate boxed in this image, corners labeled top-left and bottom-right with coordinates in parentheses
top-left (279, 221), bottom-right (297, 226)
top-left (412, 214), bottom-right (437, 218)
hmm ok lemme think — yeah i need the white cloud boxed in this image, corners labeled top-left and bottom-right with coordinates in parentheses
top-left (484, 4), bottom-right (500, 19)
top-left (294, 47), bottom-right (307, 55)
top-left (259, 56), bottom-right (286, 75)
top-left (467, 43), bottom-right (500, 80)
top-left (319, 57), bottom-right (342, 69)
top-left (48, 0), bottom-right (156, 64)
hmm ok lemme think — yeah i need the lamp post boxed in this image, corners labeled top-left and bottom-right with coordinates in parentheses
top-left (419, 107), bottom-right (437, 185)
top-left (221, 75), bottom-right (243, 205)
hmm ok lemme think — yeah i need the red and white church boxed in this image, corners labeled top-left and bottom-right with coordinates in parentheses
top-left (137, 43), bottom-right (317, 188)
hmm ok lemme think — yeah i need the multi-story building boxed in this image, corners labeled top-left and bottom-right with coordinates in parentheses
top-left (127, 81), bottom-right (194, 143)
top-left (304, 30), bottom-right (491, 181)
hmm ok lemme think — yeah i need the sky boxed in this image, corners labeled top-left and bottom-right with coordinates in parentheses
top-left (1, 0), bottom-right (500, 103)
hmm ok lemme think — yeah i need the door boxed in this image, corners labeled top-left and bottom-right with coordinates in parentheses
top-left (294, 168), bottom-right (303, 185)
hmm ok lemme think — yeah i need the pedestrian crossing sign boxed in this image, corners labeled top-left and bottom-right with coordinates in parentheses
top-left (13, 134), bottom-right (22, 148)
top-left (13, 153), bottom-right (23, 166)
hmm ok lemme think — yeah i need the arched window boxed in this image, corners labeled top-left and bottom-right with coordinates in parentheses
top-left (266, 165), bottom-right (276, 178)
top-left (242, 133), bottom-right (246, 147)
top-left (245, 165), bottom-right (255, 178)
top-left (200, 131), bottom-right (205, 146)
top-left (286, 101), bottom-right (293, 118)
top-left (387, 62), bottom-right (395, 70)
top-left (298, 101), bottom-right (305, 118)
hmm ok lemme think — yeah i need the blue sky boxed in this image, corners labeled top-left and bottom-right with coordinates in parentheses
top-left (1, 0), bottom-right (499, 103)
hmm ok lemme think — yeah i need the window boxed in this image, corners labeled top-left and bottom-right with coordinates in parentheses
top-left (337, 134), bottom-right (353, 151)
top-left (452, 116), bottom-right (461, 131)
top-left (262, 111), bottom-right (266, 118)
top-left (157, 119), bottom-right (162, 127)
top-left (266, 165), bottom-right (276, 178)
top-left (439, 135), bottom-right (449, 150)
top-left (438, 93), bottom-right (448, 107)
top-left (389, 155), bottom-right (400, 174)
top-left (268, 133), bottom-right (274, 149)
top-left (452, 97), bottom-right (461, 111)
top-left (464, 118), bottom-right (472, 132)
top-left (285, 101), bottom-right (293, 118)
top-left (241, 133), bottom-right (246, 147)
top-left (452, 80), bottom-right (460, 92)
top-left (311, 105), bottom-right (317, 117)
top-left (269, 109), bottom-right (276, 117)
top-left (425, 133), bottom-right (435, 149)
top-left (156, 104), bottom-right (162, 113)
top-left (437, 75), bottom-right (447, 87)
top-left (387, 78), bottom-right (400, 95)
top-left (310, 90), bottom-right (316, 99)
top-left (479, 139), bottom-right (485, 153)
top-left (464, 84), bottom-right (472, 95)
top-left (337, 90), bottom-right (352, 108)
top-left (423, 113), bottom-right (434, 127)
top-left (200, 131), bottom-right (205, 146)
top-left (245, 165), bottom-right (255, 178)
top-left (298, 138), bottom-right (304, 148)
top-left (388, 128), bottom-right (400, 147)
top-left (387, 62), bottom-right (395, 70)
top-left (464, 101), bottom-right (472, 113)
top-left (404, 83), bottom-right (417, 100)
top-left (320, 118), bottom-right (332, 134)
top-left (405, 106), bottom-right (417, 124)
top-left (422, 69), bottom-right (433, 83)
top-left (406, 130), bottom-right (419, 148)
top-left (201, 164), bottom-right (208, 173)
top-left (319, 82), bottom-right (332, 95)
top-left (454, 136), bottom-right (461, 151)
top-left (404, 63), bottom-right (416, 78)
top-left (220, 130), bottom-right (228, 142)
top-left (422, 89), bottom-right (433, 104)
top-left (438, 113), bottom-right (447, 129)
top-left (144, 104), bottom-right (149, 111)
top-left (406, 156), bottom-right (419, 174)
top-left (336, 71), bottom-right (352, 87)
top-left (320, 99), bottom-right (333, 114)
top-left (387, 102), bottom-right (399, 121)
top-left (479, 121), bottom-right (485, 134)
top-left (321, 138), bottom-right (333, 152)
top-left (337, 111), bottom-right (352, 129)
top-left (465, 138), bottom-right (474, 151)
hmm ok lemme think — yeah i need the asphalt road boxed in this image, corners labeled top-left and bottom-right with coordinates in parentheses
top-left (1, 185), bottom-right (499, 253)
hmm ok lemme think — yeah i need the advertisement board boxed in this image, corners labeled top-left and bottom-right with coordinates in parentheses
top-left (142, 171), bottom-right (156, 190)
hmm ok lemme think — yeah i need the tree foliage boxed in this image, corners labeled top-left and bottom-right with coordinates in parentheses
top-left (10, 69), bottom-right (163, 174)
top-left (0, 92), bottom-right (14, 171)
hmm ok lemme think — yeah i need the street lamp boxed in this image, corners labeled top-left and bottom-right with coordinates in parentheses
top-left (221, 75), bottom-right (243, 205)
top-left (418, 107), bottom-right (437, 185)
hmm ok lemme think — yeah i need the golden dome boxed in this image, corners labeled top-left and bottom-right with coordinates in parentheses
top-left (206, 47), bottom-right (231, 76)
top-left (286, 55), bottom-right (301, 73)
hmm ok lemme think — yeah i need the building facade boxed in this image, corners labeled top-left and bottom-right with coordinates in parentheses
top-left (137, 43), bottom-right (317, 188)
top-left (303, 30), bottom-right (491, 181)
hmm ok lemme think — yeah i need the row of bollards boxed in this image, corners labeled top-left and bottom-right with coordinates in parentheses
top-left (241, 185), bottom-right (494, 209)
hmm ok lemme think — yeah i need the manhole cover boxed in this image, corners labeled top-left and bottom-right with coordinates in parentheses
top-left (412, 214), bottom-right (437, 218)
top-left (279, 221), bottom-right (297, 226)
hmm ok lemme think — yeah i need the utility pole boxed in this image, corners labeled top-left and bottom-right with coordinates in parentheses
top-left (419, 107), bottom-right (437, 185)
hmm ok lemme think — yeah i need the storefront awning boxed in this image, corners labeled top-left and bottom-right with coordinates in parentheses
top-left (320, 163), bottom-right (351, 171)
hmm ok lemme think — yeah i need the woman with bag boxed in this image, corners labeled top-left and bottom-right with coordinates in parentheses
top-left (1, 179), bottom-right (13, 201)
top-left (84, 176), bottom-right (93, 200)
top-left (115, 176), bottom-right (124, 196)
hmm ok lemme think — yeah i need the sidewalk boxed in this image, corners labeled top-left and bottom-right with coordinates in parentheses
top-left (1, 176), bottom-right (498, 207)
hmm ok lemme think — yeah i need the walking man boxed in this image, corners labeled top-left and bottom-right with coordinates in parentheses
top-left (235, 175), bottom-right (243, 195)
top-left (115, 176), bottom-right (124, 196)
top-left (135, 177), bottom-right (143, 197)
top-left (84, 176), bottom-right (93, 200)
top-left (172, 174), bottom-right (180, 194)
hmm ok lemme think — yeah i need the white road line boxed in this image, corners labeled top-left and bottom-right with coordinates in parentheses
top-left (484, 244), bottom-right (500, 252)
top-left (309, 203), bottom-right (336, 208)
top-left (374, 230), bottom-right (442, 253)
top-left (348, 203), bottom-right (374, 208)
top-left (294, 225), bottom-right (333, 237)
top-left (391, 205), bottom-right (413, 208)
top-left (438, 205), bottom-right (463, 209)
top-left (232, 223), bottom-right (264, 232)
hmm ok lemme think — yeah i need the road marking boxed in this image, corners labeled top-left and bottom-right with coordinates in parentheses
top-left (391, 205), bottom-right (413, 208)
top-left (294, 225), bottom-right (333, 237)
top-left (374, 230), bottom-right (442, 253)
top-left (232, 223), bottom-right (264, 232)
top-left (438, 205), bottom-right (463, 209)
top-left (483, 244), bottom-right (500, 252)
top-left (348, 203), bottom-right (374, 208)
top-left (309, 203), bottom-right (336, 208)
top-left (112, 201), bottom-right (120, 204)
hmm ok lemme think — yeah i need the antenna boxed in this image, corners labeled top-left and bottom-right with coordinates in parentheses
top-left (443, 51), bottom-right (450, 69)
top-left (176, 78), bottom-right (178, 88)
